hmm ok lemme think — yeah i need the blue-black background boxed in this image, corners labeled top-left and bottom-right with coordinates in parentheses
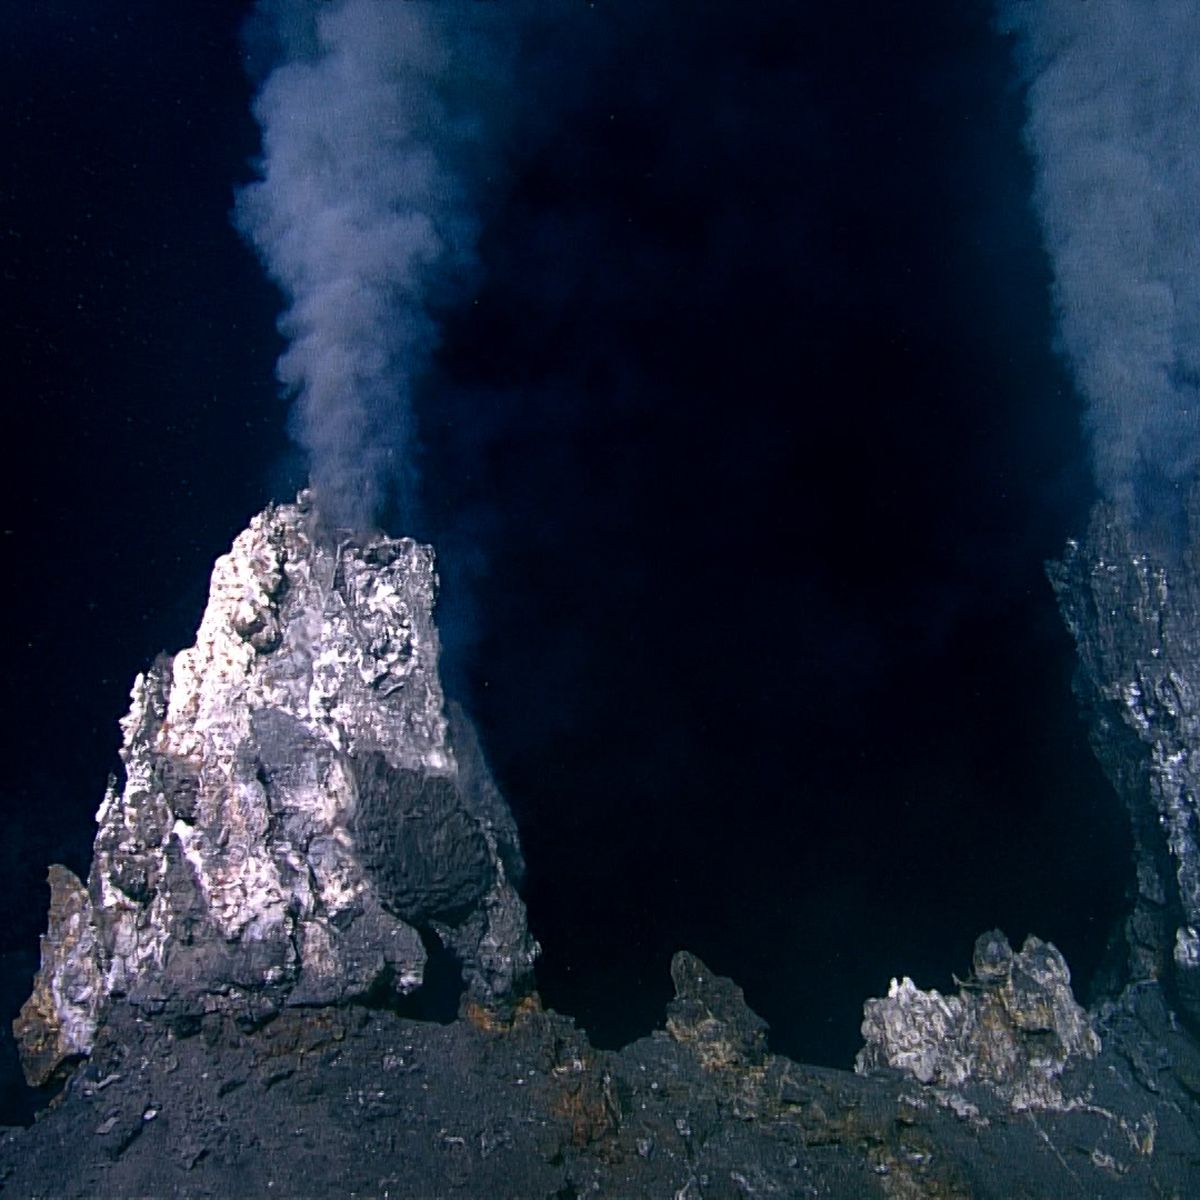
top-left (0, 0), bottom-right (1128, 1117)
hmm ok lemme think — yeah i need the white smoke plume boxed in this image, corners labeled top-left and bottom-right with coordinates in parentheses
top-left (997, 1), bottom-right (1200, 541)
top-left (236, 0), bottom-right (513, 534)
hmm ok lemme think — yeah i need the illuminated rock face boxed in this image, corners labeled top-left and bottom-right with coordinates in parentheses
top-left (15, 494), bottom-right (536, 1085)
top-left (856, 931), bottom-right (1100, 1112)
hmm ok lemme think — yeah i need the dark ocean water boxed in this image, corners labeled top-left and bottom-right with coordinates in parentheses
top-left (0, 0), bottom-right (1128, 1102)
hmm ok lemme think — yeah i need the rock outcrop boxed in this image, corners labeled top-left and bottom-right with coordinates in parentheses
top-left (1048, 498), bottom-right (1200, 1025)
top-left (15, 495), bottom-right (537, 1086)
top-left (857, 930), bottom-right (1100, 1111)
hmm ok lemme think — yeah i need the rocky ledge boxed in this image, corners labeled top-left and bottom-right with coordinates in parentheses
top-left (5, 497), bottom-right (1200, 1197)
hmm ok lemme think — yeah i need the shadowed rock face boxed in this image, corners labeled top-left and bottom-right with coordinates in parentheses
top-left (1048, 495), bottom-right (1200, 1026)
top-left (351, 753), bottom-right (494, 925)
top-left (14, 494), bottom-right (537, 1087)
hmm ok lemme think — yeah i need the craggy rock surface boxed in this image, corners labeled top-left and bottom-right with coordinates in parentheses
top-left (6, 496), bottom-right (1200, 1196)
top-left (1049, 498), bottom-right (1200, 1025)
top-left (858, 930), bottom-right (1100, 1110)
top-left (2, 949), bottom-right (1200, 1198)
top-left (15, 496), bottom-right (536, 1088)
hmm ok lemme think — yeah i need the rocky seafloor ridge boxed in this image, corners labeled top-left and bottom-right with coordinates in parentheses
top-left (3, 495), bottom-right (1200, 1197)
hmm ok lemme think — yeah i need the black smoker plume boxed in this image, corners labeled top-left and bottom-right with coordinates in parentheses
top-left (998, 0), bottom-right (1200, 549)
top-left (236, 0), bottom-right (515, 535)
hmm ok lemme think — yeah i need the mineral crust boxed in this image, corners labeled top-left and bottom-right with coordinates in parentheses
top-left (857, 930), bottom-right (1100, 1111)
top-left (15, 494), bottom-right (537, 1085)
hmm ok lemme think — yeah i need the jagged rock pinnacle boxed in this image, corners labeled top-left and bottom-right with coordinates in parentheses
top-left (1048, 494), bottom-right (1200, 1025)
top-left (16, 494), bottom-right (537, 1086)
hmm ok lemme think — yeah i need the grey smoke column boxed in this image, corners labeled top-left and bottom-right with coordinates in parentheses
top-left (998, 0), bottom-right (1200, 535)
top-left (236, 0), bottom-right (509, 533)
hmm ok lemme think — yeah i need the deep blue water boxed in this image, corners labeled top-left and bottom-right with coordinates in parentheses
top-left (0, 0), bottom-right (1128, 1095)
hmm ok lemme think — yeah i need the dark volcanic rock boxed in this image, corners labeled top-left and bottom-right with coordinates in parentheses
top-left (1049, 497), bottom-right (1200, 1025)
top-left (666, 950), bottom-right (769, 1072)
top-left (4, 948), bottom-right (1200, 1197)
top-left (351, 753), bottom-right (494, 924)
